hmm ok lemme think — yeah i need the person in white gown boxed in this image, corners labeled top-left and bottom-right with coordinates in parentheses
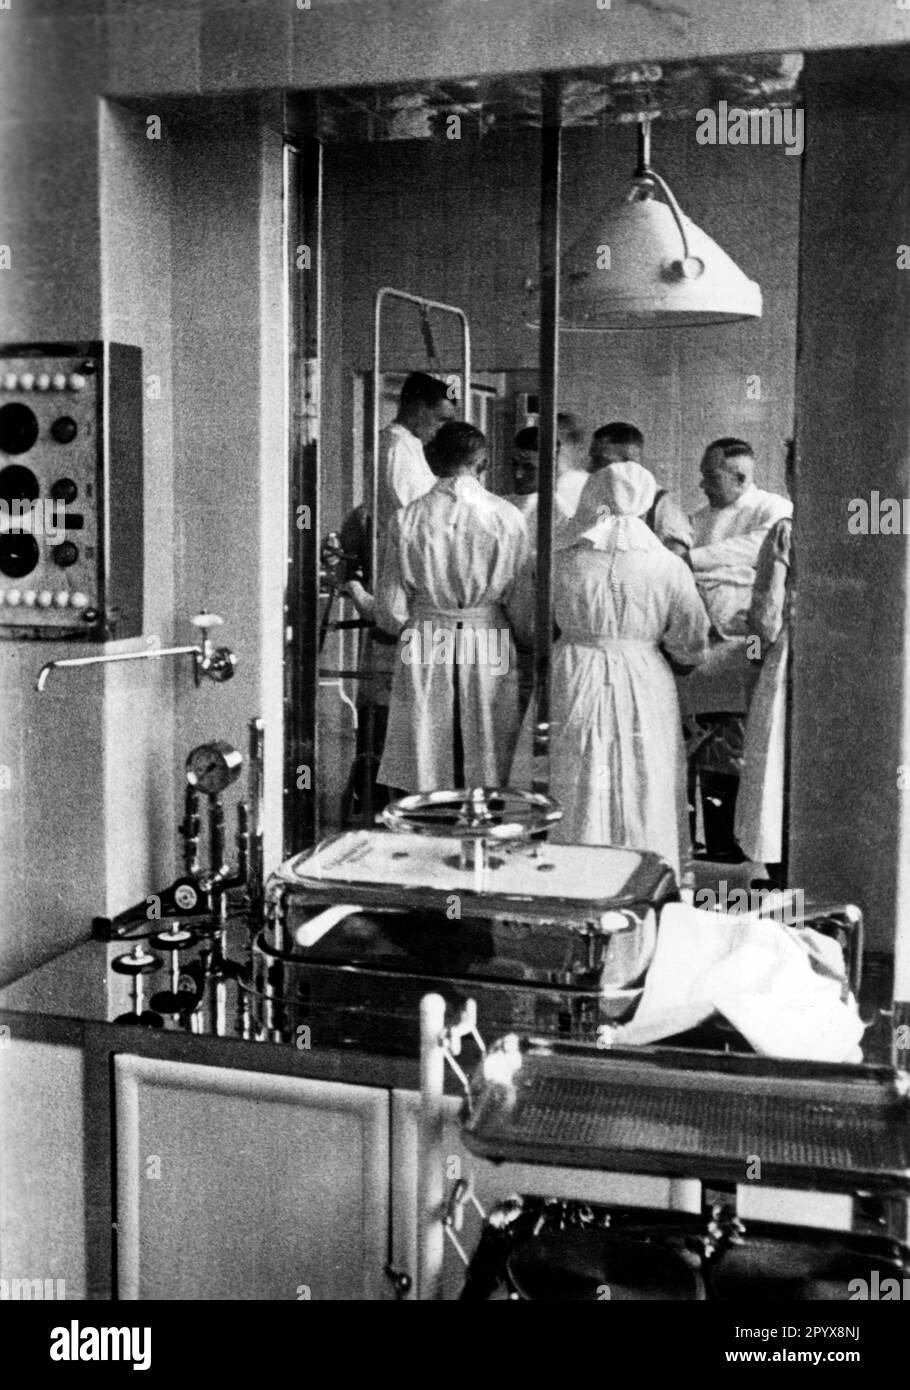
top-left (340, 372), bottom-right (455, 815)
top-left (554, 411), bottom-right (590, 518)
top-left (734, 441), bottom-right (795, 878)
top-left (502, 425), bottom-right (573, 547)
top-left (682, 436), bottom-right (793, 857)
top-left (503, 425), bottom-right (573, 720)
top-left (689, 437), bottom-right (792, 637)
top-left (375, 420), bottom-right (534, 793)
top-left (511, 462), bottom-right (709, 878)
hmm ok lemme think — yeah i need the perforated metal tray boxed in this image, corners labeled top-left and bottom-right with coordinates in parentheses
top-left (462, 1040), bottom-right (910, 1194)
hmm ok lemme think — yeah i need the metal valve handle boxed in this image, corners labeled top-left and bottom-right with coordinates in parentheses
top-left (382, 786), bottom-right (562, 842)
top-left (191, 611), bottom-right (237, 686)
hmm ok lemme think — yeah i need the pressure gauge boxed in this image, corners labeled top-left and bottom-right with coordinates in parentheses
top-left (185, 741), bottom-right (243, 796)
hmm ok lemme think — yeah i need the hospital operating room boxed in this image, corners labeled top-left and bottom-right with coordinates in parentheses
top-left (2, 9), bottom-right (910, 1306)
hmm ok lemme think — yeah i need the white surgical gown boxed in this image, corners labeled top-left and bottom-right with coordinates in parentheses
top-left (735, 517), bottom-right (793, 864)
top-left (375, 475), bottom-right (534, 792)
top-left (512, 521), bottom-right (708, 877)
top-left (361, 422), bottom-right (437, 709)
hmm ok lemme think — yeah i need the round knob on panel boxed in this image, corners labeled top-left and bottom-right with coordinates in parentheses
top-left (51, 372), bottom-right (67, 392)
top-left (35, 373), bottom-right (51, 392)
top-left (67, 373), bottom-right (86, 391)
top-left (6, 589), bottom-right (21, 606)
top-left (50, 475), bottom-right (78, 501)
top-left (38, 590), bottom-right (54, 608)
top-left (18, 373), bottom-right (35, 391)
top-left (50, 419), bottom-right (78, 446)
top-left (2, 373), bottom-right (17, 392)
top-left (70, 591), bottom-right (89, 608)
top-left (22, 589), bottom-right (37, 606)
top-left (52, 540), bottom-right (79, 568)
top-left (53, 591), bottom-right (69, 608)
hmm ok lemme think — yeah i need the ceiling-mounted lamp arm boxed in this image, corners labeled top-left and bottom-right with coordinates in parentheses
top-left (632, 115), bottom-right (703, 280)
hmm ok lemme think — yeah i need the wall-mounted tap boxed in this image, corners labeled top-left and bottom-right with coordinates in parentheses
top-left (35, 611), bottom-right (238, 693)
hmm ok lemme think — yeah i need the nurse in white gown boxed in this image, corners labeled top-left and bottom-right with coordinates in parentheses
top-left (512, 462), bottom-right (709, 878)
top-left (375, 420), bottom-right (534, 793)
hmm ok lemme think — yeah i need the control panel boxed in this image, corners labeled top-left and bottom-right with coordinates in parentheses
top-left (0, 342), bottom-right (143, 640)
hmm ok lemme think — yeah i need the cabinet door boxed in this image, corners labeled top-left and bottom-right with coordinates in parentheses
top-left (390, 1088), bottom-right (686, 1300)
top-left (115, 1056), bottom-right (390, 1300)
top-left (0, 1037), bottom-right (87, 1299)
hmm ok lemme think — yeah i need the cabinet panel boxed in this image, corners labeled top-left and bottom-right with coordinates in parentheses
top-left (115, 1056), bottom-right (390, 1300)
top-left (0, 1039), bottom-right (87, 1299)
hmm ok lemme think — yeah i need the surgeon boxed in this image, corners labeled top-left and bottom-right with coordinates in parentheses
top-left (512, 461), bottom-right (708, 877)
top-left (683, 437), bottom-right (793, 858)
top-left (503, 425), bottom-right (573, 550)
top-left (375, 420), bottom-right (534, 793)
top-left (340, 372), bottom-right (454, 815)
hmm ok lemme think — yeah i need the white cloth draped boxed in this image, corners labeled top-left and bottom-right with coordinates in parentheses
top-left (375, 475), bottom-right (534, 792)
top-left (614, 902), bottom-right (863, 1063)
top-left (735, 630), bottom-right (789, 862)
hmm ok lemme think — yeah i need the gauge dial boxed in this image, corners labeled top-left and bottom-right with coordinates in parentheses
top-left (185, 740), bottom-right (243, 795)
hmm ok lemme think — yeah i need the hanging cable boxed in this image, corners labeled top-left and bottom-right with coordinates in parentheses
top-left (419, 302), bottom-right (440, 369)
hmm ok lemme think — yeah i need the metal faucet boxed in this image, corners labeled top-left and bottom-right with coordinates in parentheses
top-left (35, 612), bottom-right (237, 693)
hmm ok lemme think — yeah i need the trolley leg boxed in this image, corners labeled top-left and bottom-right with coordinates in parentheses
top-left (418, 993), bottom-right (448, 1300)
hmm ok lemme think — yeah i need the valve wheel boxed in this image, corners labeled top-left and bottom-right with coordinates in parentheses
top-left (382, 787), bottom-right (562, 842)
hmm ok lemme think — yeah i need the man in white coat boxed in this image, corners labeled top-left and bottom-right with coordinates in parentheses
top-left (503, 425), bottom-right (574, 548)
top-left (511, 462), bottom-right (709, 878)
top-left (340, 372), bottom-right (454, 814)
top-left (689, 437), bottom-right (792, 637)
top-left (375, 421), bottom-right (534, 793)
top-left (683, 436), bottom-right (793, 858)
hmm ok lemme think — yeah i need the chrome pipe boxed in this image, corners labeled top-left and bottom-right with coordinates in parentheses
top-left (36, 644), bottom-right (201, 693)
top-left (247, 717), bottom-right (265, 925)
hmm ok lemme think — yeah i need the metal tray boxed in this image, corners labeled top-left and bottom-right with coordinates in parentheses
top-left (461, 1038), bottom-right (910, 1193)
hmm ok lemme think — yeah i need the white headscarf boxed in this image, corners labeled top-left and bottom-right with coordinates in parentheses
top-left (573, 462), bottom-right (664, 554)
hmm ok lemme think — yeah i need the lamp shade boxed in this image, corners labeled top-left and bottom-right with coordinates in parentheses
top-left (555, 190), bottom-right (762, 330)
